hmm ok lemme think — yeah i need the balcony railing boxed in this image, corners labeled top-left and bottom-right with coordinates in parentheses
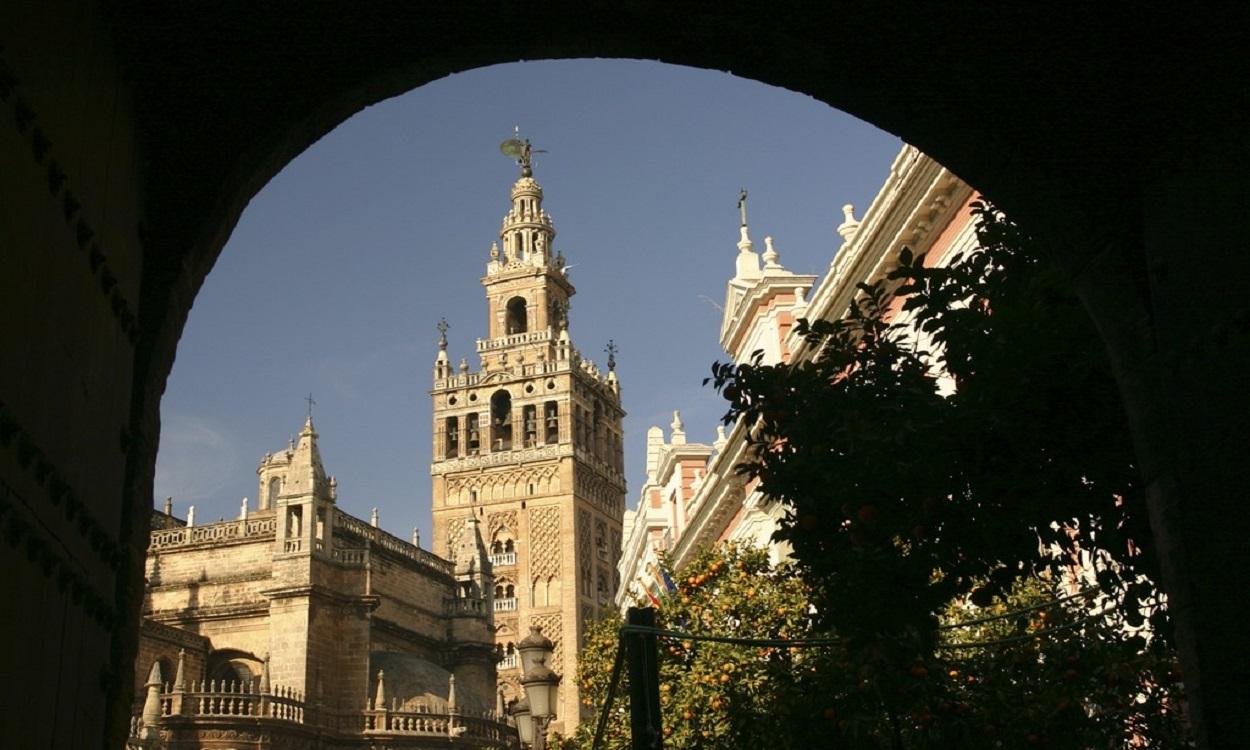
top-left (493, 598), bottom-right (517, 612)
top-left (499, 653), bottom-right (518, 670)
top-left (445, 597), bottom-right (486, 616)
top-left (489, 551), bottom-right (516, 567)
top-left (131, 681), bottom-right (511, 745)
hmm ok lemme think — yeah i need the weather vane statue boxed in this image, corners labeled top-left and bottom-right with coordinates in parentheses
top-left (499, 126), bottom-right (547, 178)
top-left (437, 318), bottom-right (449, 351)
top-left (738, 188), bottom-right (748, 227)
top-left (604, 340), bottom-right (618, 372)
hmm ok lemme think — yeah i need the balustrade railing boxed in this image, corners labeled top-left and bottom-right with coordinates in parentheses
top-left (149, 512), bottom-right (277, 550)
top-left (499, 653), bottom-right (518, 670)
top-left (334, 509), bottom-right (453, 574)
top-left (493, 597), bottom-right (518, 612)
top-left (489, 551), bottom-right (516, 567)
top-left (332, 547), bottom-right (368, 565)
top-left (476, 329), bottom-right (553, 353)
top-left (445, 597), bottom-right (486, 616)
top-left (138, 681), bottom-right (510, 743)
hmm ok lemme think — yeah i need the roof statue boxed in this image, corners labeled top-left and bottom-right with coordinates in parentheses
top-left (437, 318), bottom-right (449, 351)
top-left (499, 126), bottom-right (547, 178)
top-left (738, 188), bottom-right (748, 227)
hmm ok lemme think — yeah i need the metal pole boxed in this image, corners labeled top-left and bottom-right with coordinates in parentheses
top-left (626, 607), bottom-right (663, 750)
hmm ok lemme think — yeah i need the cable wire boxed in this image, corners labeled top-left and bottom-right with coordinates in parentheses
top-left (937, 587), bottom-right (1099, 630)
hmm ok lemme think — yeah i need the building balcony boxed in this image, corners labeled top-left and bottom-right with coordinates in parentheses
top-left (493, 598), bottom-right (517, 613)
top-left (489, 551), bottom-right (517, 567)
top-left (499, 653), bottom-right (518, 670)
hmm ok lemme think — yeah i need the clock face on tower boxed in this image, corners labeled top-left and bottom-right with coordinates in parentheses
top-left (427, 152), bottom-right (626, 731)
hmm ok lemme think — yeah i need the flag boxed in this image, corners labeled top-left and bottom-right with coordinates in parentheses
top-left (658, 567), bottom-right (677, 593)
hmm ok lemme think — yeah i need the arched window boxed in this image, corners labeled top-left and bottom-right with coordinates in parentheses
top-left (205, 650), bottom-right (262, 691)
top-left (268, 477), bottom-right (281, 506)
top-left (466, 413), bottom-right (481, 455)
top-left (544, 401), bottom-right (559, 444)
top-left (506, 296), bottom-right (527, 335)
top-left (444, 416), bottom-right (459, 459)
top-left (522, 404), bottom-right (537, 447)
top-left (491, 390), bottom-right (513, 451)
top-left (504, 539), bottom-right (515, 554)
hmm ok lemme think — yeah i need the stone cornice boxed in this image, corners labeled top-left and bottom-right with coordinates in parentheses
top-left (140, 617), bottom-right (211, 651)
top-left (791, 147), bottom-right (972, 363)
top-left (721, 274), bottom-right (818, 360)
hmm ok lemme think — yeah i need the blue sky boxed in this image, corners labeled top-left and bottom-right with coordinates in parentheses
top-left (154, 59), bottom-right (902, 537)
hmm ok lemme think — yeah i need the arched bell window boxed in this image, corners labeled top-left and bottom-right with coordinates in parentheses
top-left (505, 296), bottom-right (528, 335)
top-left (491, 390), bottom-right (513, 451)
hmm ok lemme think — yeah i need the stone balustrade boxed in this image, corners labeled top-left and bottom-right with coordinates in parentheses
top-left (475, 328), bottom-right (553, 353)
top-left (334, 509), bottom-right (453, 575)
top-left (149, 513), bottom-right (277, 550)
top-left (134, 680), bottom-right (512, 745)
top-left (489, 551), bottom-right (516, 567)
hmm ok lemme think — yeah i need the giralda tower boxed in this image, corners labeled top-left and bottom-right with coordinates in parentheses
top-left (429, 137), bottom-right (626, 731)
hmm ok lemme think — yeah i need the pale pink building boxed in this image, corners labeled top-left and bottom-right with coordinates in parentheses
top-left (617, 145), bottom-right (979, 606)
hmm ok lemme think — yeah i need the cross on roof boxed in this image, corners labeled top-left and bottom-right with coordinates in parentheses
top-left (604, 340), bottom-right (618, 372)
top-left (305, 392), bottom-right (316, 419)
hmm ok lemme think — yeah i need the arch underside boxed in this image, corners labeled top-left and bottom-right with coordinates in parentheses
top-left (1, 3), bottom-right (1247, 747)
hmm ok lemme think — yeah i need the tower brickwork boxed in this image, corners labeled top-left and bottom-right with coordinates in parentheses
top-left (430, 152), bottom-right (626, 731)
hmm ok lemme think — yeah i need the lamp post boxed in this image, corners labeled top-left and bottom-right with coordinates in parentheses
top-left (517, 625), bottom-right (560, 750)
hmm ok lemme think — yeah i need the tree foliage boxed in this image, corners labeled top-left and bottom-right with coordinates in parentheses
top-left (559, 545), bottom-right (849, 750)
top-left (561, 547), bottom-right (1188, 749)
top-left (708, 203), bottom-right (1165, 644)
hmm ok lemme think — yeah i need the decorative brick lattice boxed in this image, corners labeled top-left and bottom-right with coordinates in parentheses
top-left (489, 510), bottom-right (518, 539)
top-left (446, 516), bottom-right (466, 559)
top-left (529, 506), bottom-right (561, 579)
top-left (575, 469), bottom-right (624, 512)
top-left (577, 510), bottom-right (592, 597)
top-left (531, 612), bottom-right (563, 670)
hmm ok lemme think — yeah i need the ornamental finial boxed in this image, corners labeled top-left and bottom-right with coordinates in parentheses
top-left (738, 188), bottom-right (748, 227)
top-left (437, 318), bottom-right (449, 351)
top-left (604, 340), bottom-right (618, 372)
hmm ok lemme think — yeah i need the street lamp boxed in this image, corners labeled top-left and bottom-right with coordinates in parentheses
top-left (511, 696), bottom-right (534, 747)
top-left (517, 626), bottom-right (561, 750)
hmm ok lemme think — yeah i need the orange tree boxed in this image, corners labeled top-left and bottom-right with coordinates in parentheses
top-left (928, 576), bottom-right (1188, 748)
top-left (559, 547), bottom-right (1188, 749)
top-left (699, 204), bottom-right (1190, 746)
top-left (557, 544), bottom-right (857, 750)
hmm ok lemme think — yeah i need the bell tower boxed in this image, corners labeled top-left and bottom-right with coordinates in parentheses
top-left (429, 137), bottom-right (626, 732)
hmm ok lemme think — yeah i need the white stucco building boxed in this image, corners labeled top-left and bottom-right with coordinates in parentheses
top-left (617, 144), bottom-right (980, 608)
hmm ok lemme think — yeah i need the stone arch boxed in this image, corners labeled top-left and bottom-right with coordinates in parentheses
top-left (2, 5), bottom-right (1246, 746)
top-left (505, 296), bottom-right (528, 335)
top-left (490, 389), bottom-right (513, 451)
top-left (205, 649), bottom-right (263, 690)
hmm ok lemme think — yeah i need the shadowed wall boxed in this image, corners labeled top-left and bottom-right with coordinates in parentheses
top-left (0, 2), bottom-right (1246, 746)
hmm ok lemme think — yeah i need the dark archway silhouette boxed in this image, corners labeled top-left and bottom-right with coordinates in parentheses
top-left (1, 4), bottom-right (1247, 747)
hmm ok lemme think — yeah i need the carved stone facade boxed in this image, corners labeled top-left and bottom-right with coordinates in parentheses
top-left (430, 159), bottom-right (626, 732)
top-left (132, 419), bottom-right (508, 749)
